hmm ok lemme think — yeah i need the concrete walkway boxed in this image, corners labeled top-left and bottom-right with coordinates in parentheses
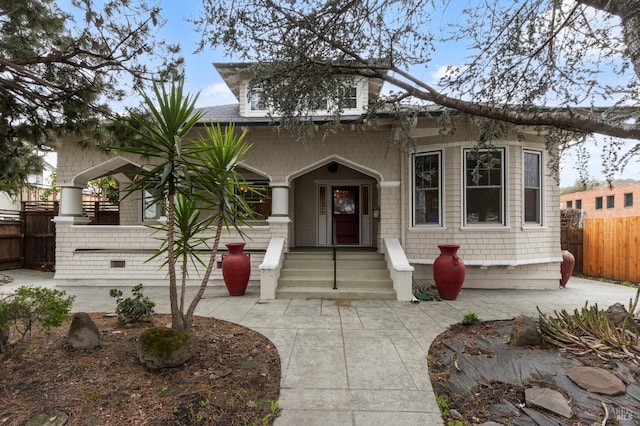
top-left (2, 269), bottom-right (638, 425)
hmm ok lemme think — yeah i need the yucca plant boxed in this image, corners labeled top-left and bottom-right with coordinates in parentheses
top-left (114, 79), bottom-right (260, 332)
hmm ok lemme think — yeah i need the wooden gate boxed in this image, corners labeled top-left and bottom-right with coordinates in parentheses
top-left (560, 228), bottom-right (583, 275)
top-left (21, 201), bottom-right (58, 271)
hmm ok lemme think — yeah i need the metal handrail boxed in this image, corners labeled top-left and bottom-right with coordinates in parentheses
top-left (332, 217), bottom-right (337, 290)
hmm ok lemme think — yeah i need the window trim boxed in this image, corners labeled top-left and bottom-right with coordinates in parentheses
top-left (411, 150), bottom-right (443, 227)
top-left (463, 147), bottom-right (506, 227)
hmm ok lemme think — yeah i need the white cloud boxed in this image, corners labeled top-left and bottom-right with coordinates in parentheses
top-left (196, 82), bottom-right (237, 107)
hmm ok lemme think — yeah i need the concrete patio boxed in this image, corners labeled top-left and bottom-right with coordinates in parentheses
top-left (1, 269), bottom-right (638, 425)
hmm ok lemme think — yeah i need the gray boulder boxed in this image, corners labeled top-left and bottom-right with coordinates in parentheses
top-left (510, 315), bottom-right (542, 347)
top-left (605, 303), bottom-right (640, 334)
top-left (67, 312), bottom-right (103, 350)
top-left (137, 327), bottom-right (196, 369)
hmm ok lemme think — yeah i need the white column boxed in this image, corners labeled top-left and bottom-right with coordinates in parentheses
top-left (59, 185), bottom-right (84, 217)
top-left (269, 184), bottom-right (289, 218)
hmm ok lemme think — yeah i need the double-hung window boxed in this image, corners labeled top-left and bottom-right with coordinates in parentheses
top-left (523, 150), bottom-right (542, 225)
top-left (464, 148), bottom-right (505, 226)
top-left (413, 152), bottom-right (442, 226)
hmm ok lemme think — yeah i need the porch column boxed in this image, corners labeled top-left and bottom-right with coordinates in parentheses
top-left (267, 183), bottom-right (290, 248)
top-left (270, 184), bottom-right (289, 218)
top-left (58, 184), bottom-right (85, 217)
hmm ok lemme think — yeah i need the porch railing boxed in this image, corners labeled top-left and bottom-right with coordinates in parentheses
top-left (332, 217), bottom-right (337, 290)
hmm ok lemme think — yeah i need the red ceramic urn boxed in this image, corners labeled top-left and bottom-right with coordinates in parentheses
top-left (222, 243), bottom-right (251, 296)
top-left (559, 250), bottom-right (575, 288)
top-left (433, 244), bottom-right (466, 300)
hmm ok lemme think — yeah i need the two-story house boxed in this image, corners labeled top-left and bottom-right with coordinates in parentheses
top-left (52, 63), bottom-right (563, 299)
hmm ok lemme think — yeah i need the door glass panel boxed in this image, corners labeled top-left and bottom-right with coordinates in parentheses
top-left (333, 188), bottom-right (357, 214)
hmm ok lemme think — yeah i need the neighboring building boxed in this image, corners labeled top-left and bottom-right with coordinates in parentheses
top-left (560, 182), bottom-right (640, 218)
top-left (52, 63), bottom-right (563, 298)
top-left (0, 160), bottom-right (55, 219)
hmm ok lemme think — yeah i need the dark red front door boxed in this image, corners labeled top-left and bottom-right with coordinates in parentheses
top-left (333, 186), bottom-right (359, 244)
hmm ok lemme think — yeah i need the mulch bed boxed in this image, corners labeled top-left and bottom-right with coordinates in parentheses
top-left (0, 314), bottom-right (281, 425)
top-left (429, 320), bottom-right (640, 425)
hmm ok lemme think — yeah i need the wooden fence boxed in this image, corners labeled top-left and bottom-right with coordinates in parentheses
top-left (0, 219), bottom-right (22, 270)
top-left (583, 216), bottom-right (640, 283)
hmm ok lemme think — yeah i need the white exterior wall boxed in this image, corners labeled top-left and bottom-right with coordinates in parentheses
top-left (54, 221), bottom-right (271, 286)
top-left (55, 116), bottom-right (562, 290)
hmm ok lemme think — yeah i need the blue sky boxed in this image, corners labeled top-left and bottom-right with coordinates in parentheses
top-left (107, 2), bottom-right (640, 186)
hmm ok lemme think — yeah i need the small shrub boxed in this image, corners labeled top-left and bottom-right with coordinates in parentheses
top-left (109, 284), bottom-right (155, 325)
top-left (436, 394), bottom-right (450, 417)
top-left (0, 286), bottom-right (75, 353)
top-left (462, 312), bottom-right (479, 325)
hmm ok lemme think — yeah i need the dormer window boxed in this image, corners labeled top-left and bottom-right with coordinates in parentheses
top-left (243, 80), bottom-right (363, 117)
top-left (339, 86), bottom-right (357, 110)
top-left (250, 88), bottom-right (267, 111)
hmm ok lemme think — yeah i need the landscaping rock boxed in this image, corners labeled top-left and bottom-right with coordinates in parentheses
top-left (605, 303), bottom-right (640, 334)
top-left (510, 315), bottom-right (542, 347)
top-left (67, 312), bottom-right (102, 350)
top-left (524, 387), bottom-right (572, 418)
top-left (566, 366), bottom-right (626, 395)
top-left (25, 412), bottom-right (68, 426)
top-left (137, 326), bottom-right (195, 369)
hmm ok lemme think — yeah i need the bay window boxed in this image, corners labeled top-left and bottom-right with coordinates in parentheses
top-left (464, 148), bottom-right (505, 225)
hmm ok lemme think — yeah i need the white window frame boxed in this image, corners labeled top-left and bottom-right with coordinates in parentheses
top-left (243, 79), bottom-right (365, 117)
top-left (523, 150), bottom-right (543, 226)
top-left (411, 151), bottom-right (443, 227)
top-left (463, 147), bottom-right (506, 227)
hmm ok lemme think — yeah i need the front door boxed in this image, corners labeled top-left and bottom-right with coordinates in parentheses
top-left (333, 186), bottom-right (359, 244)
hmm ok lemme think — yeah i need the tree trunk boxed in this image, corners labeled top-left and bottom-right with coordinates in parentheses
top-left (184, 205), bottom-right (225, 333)
top-left (166, 185), bottom-right (184, 332)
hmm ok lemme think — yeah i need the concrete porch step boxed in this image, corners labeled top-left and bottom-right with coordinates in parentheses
top-left (278, 276), bottom-right (393, 289)
top-left (281, 260), bottom-right (387, 271)
top-left (277, 249), bottom-right (395, 300)
top-left (275, 286), bottom-right (396, 300)
top-left (279, 268), bottom-right (391, 280)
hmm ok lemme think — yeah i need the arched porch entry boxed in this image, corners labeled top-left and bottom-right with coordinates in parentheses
top-left (289, 157), bottom-right (381, 248)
